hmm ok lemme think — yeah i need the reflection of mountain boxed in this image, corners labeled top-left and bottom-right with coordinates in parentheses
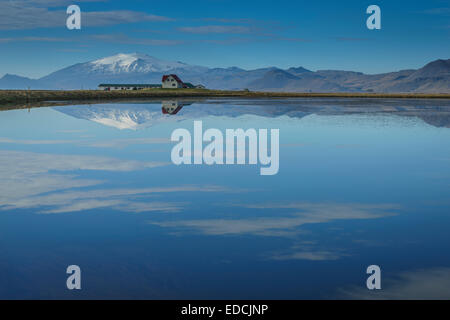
top-left (58, 104), bottom-right (163, 130)
top-left (54, 98), bottom-right (450, 130)
top-left (54, 101), bottom-right (311, 130)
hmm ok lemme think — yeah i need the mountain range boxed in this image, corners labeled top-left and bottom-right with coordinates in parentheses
top-left (1, 53), bottom-right (449, 93)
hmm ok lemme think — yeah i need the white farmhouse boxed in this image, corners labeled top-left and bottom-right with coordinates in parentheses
top-left (162, 74), bottom-right (185, 89)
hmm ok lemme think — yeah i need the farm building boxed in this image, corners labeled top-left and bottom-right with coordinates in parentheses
top-left (98, 75), bottom-right (205, 91)
top-left (98, 84), bottom-right (161, 91)
top-left (161, 74), bottom-right (205, 89)
top-left (183, 82), bottom-right (195, 88)
top-left (162, 74), bottom-right (185, 89)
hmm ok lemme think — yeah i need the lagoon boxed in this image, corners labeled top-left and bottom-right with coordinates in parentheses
top-left (0, 98), bottom-right (449, 299)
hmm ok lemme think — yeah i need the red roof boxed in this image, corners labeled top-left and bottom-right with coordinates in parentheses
top-left (162, 74), bottom-right (184, 84)
top-left (162, 106), bottom-right (183, 115)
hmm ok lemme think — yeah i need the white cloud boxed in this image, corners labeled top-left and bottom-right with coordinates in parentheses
top-left (0, 36), bottom-right (71, 43)
top-left (178, 25), bottom-right (253, 34)
top-left (340, 267), bottom-right (450, 300)
top-left (90, 34), bottom-right (183, 46)
top-left (0, 1), bottom-right (172, 30)
top-left (83, 11), bottom-right (173, 27)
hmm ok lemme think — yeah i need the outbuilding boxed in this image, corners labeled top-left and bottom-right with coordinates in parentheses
top-left (98, 84), bottom-right (161, 91)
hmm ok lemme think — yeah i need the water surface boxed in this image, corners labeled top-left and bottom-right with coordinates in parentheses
top-left (1, 98), bottom-right (449, 299)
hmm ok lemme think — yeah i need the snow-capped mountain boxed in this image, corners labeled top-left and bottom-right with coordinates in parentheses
top-left (88, 53), bottom-right (195, 74)
top-left (32, 53), bottom-right (208, 89)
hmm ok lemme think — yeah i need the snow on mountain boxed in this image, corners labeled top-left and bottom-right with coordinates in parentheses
top-left (88, 53), bottom-right (191, 74)
top-left (30, 52), bottom-right (209, 89)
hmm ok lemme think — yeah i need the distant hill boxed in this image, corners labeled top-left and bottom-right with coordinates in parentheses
top-left (0, 53), bottom-right (448, 93)
top-left (249, 69), bottom-right (300, 89)
top-left (0, 74), bottom-right (39, 89)
top-left (286, 66), bottom-right (312, 76)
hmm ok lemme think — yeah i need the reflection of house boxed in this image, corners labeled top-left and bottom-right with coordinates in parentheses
top-left (161, 74), bottom-right (206, 89)
top-left (162, 101), bottom-right (184, 114)
top-left (161, 100), bottom-right (192, 115)
top-left (98, 84), bottom-right (161, 91)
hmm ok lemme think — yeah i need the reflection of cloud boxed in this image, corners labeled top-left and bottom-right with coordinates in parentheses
top-left (268, 241), bottom-right (348, 261)
top-left (240, 202), bottom-right (399, 216)
top-left (0, 150), bottom-right (165, 172)
top-left (0, 149), bottom-right (230, 213)
top-left (87, 137), bottom-right (170, 148)
top-left (0, 137), bottom-right (74, 145)
top-left (340, 268), bottom-right (450, 300)
top-left (271, 250), bottom-right (342, 261)
top-left (42, 200), bottom-right (184, 214)
top-left (56, 129), bottom-right (86, 134)
top-left (0, 150), bottom-right (162, 200)
top-left (0, 137), bottom-right (170, 148)
top-left (335, 144), bottom-right (363, 149)
top-left (2, 185), bottom-right (229, 214)
top-left (44, 199), bottom-right (124, 214)
top-left (281, 143), bottom-right (307, 148)
top-left (152, 202), bottom-right (399, 236)
top-left (0, 149), bottom-right (229, 214)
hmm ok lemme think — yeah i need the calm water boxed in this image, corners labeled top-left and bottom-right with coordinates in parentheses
top-left (0, 98), bottom-right (450, 299)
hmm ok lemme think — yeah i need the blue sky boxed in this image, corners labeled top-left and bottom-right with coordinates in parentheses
top-left (0, 0), bottom-right (449, 78)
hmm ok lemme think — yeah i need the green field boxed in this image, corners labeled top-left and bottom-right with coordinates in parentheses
top-left (1, 88), bottom-right (449, 108)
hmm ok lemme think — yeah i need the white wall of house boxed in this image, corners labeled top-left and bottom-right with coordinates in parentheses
top-left (162, 75), bottom-right (182, 89)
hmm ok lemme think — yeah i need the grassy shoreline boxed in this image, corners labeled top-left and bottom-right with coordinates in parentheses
top-left (1, 89), bottom-right (449, 107)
